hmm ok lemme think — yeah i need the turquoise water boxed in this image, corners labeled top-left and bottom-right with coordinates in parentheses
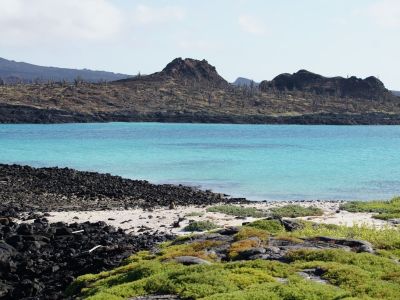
top-left (1, 122), bottom-right (400, 201)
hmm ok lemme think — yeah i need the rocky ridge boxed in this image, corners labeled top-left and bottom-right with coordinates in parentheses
top-left (0, 57), bottom-right (132, 84)
top-left (260, 69), bottom-right (391, 100)
top-left (1, 57), bottom-right (400, 125)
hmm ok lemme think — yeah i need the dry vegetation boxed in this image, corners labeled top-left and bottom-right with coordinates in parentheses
top-left (1, 78), bottom-right (400, 123)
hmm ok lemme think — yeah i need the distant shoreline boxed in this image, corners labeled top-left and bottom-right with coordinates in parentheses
top-left (2, 103), bottom-right (400, 125)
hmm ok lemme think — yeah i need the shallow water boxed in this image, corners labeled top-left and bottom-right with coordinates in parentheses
top-left (1, 122), bottom-right (400, 201)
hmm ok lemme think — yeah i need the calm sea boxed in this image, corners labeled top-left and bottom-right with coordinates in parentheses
top-left (1, 122), bottom-right (400, 201)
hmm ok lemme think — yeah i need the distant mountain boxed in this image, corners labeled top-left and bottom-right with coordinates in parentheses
top-left (232, 77), bottom-right (259, 87)
top-left (392, 90), bottom-right (400, 97)
top-left (0, 57), bottom-right (132, 84)
top-left (260, 69), bottom-right (390, 100)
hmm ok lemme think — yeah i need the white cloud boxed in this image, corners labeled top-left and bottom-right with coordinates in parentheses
top-left (238, 14), bottom-right (267, 36)
top-left (367, 0), bottom-right (400, 28)
top-left (0, 0), bottom-right (122, 46)
top-left (132, 4), bottom-right (185, 25)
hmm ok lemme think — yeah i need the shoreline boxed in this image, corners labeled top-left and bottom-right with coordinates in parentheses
top-left (32, 202), bottom-right (389, 237)
top-left (1, 162), bottom-right (398, 299)
top-left (0, 163), bottom-right (351, 214)
top-left (0, 162), bottom-right (396, 232)
top-left (2, 103), bottom-right (400, 125)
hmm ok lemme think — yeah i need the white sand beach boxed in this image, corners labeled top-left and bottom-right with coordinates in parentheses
top-left (38, 201), bottom-right (390, 235)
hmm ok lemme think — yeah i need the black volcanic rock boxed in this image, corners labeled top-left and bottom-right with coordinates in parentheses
top-left (0, 218), bottom-right (173, 299)
top-left (0, 164), bottom-right (244, 213)
top-left (118, 58), bottom-right (228, 88)
top-left (259, 69), bottom-right (390, 100)
top-left (232, 77), bottom-right (259, 87)
top-left (159, 58), bottom-right (228, 87)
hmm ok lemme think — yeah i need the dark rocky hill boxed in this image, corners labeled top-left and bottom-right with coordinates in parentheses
top-left (118, 57), bottom-right (228, 88)
top-left (1, 57), bottom-right (400, 125)
top-left (259, 70), bottom-right (390, 100)
top-left (392, 90), bottom-right (400, 97)
top-left (0, 57), bottom-right (132, 84)
top-left (232, 77), bottom-right (259, 87)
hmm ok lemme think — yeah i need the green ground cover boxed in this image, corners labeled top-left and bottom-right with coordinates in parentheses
top-left (183, 221), bottom-right (218, 232)
top-left (69, 215), bottom-right (400, 299)
top-left (270, 205), bottom-right (324, 218)
top-left (340, 197), bottom-right (400, 220)
top-left (206, 205), bottom-right (268, 218)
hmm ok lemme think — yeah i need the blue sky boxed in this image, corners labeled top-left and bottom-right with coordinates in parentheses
top-left (0, 0), bottom-right (399, 89)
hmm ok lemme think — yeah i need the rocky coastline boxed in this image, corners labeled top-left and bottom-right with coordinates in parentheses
top-left (0, 163), bottom-right (239, 299)
top-left (2, 103), bottom-right (400, 125)
top-left (0, 163), bottom-right (246, 216)
top-left (1, 164), bottom-right (398, 299)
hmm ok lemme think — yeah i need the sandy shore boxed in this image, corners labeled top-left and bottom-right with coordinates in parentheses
top-left (36, 201), bottom-right (390, 235)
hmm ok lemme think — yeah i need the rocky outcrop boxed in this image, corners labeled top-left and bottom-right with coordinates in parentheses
top-left (160, 58), bottom-right (228, 86)
top-left (0, 164), bottom-right (245, 214)
top-left (232, 77), bottom-right (259, 87)
top-left (118, 57), bottom-right (228, 88)
top-left (0, 218), bottom-right (173, 299)
top-left (170, 226), bottom-right (375, 263)
top-left (260, 69), bottom-right (391, 100)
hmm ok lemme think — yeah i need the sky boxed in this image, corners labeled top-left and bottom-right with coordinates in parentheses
top-left (0, 0), bottom-right (399, 89)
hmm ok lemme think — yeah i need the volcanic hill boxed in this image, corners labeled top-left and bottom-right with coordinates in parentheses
top-left (0, 57), bottom-right (399, 124)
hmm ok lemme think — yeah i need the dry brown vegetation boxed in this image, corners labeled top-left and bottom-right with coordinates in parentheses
top-left (1, 76), bottom-right (400, 124)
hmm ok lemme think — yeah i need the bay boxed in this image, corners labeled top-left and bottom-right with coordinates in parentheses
top-left (1, 122), bottom-right (400, 201)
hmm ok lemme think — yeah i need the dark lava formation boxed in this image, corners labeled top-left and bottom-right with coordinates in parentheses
top-left (0, 217), bottom-right (173, 299)
top-left (0, 164), bottom-right (245, 214)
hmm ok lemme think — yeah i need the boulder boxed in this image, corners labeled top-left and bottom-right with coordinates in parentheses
top-left (280, 219), bottom-right (304, 232)
top-left (217, 226), bottom-right (240, 235)
top-left (0, 240), bottom-right (16, 267)
top-left (388, 218), bottom-right (400, 225)
top-left (237, 247), bottom-right (266, 259)
top-left (307, 236), bottom-right (374, 253)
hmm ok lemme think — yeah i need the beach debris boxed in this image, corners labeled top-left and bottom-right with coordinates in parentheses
top-left (88, 245), bottom-right (103, 253)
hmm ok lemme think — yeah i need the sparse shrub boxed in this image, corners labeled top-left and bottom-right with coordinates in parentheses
top-left (228, 239), bottom-right (261, 260)
top-left (270, 204), bottom-right (323, 218)
top-left (160, 240), bottom-right (223, 261)
top-left (183, 220), bottom-right (218, 232)
top-left (274, 235), bottom-right (304, 244)
top-left (341, 197), bottom-right (400, 220)
top-left (289, 221), bottom-right (400, 250)
top-left (185, 211), bottom-right (205, 217)
top-left (246, 219), bottom-right (285, 233)
top-left (234, 227), bottom-right (269, 242)
top-left (206, 205), bottom-right (267, 218)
